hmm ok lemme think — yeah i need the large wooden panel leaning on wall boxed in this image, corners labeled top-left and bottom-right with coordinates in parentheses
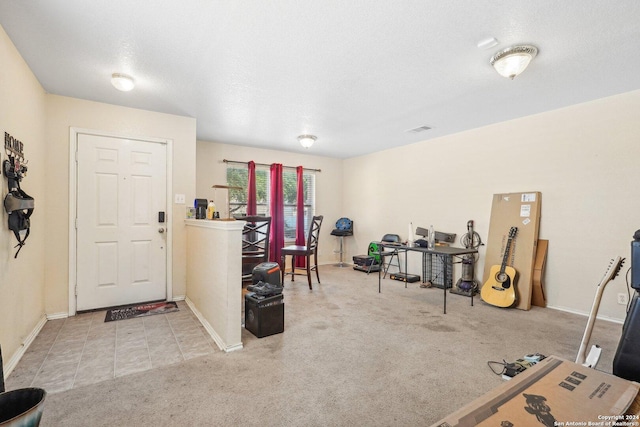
top-left (482, 192), bottom-right (542, 310)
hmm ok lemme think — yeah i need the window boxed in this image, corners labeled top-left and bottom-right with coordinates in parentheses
top-left (226, 164), bottom-right (316, 242)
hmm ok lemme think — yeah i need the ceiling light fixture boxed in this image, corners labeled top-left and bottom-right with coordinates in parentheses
top-left (111, 73), bottom-right (135, 91)
top-left (490, 45), bottom-right (538, 80)
top-left (298, 134), bottom-right (316, 149)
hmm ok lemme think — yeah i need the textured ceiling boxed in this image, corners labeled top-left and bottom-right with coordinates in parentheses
top-left (1, 1), bottom-right (639, 159)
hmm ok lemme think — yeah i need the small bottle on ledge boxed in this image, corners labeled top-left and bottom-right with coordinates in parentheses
top-left (206, 200), bottom-right (216, 220)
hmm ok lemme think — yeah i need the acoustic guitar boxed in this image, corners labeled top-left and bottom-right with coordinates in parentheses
top-left (481, 227), bottom-right (518, 308)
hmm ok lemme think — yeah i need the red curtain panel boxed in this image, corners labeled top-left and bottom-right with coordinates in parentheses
top-left (269, 163), bottom-right (284, 264)
top-left (247, 160), bottom-right (257, 215)
top-left (295, 166), bottom-right (306, 268)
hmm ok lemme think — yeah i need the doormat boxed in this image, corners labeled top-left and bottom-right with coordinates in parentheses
top-left (104, 301), bottom-right (178, 322)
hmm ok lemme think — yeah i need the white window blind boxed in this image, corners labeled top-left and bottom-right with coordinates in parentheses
top-left (226, 164), bottom-right (316, 242)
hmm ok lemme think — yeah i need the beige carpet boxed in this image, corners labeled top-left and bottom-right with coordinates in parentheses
top-left (39, 266), bottom-right (623, 426)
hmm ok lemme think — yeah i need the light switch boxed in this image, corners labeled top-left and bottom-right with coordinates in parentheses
top-left (174, 194), bottom-right (186, 204)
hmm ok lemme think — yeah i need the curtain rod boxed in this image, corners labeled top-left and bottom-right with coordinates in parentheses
top-left (223, 159), bottom-right (321, 173)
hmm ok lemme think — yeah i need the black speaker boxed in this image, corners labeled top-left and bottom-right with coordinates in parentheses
top-left (613, 294), bottom-right (640, 381)
top-left (244, 293), bottom-right (284, 338)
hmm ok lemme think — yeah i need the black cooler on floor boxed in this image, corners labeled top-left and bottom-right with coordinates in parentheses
top-left (245, 293), bottom-right (284, 338)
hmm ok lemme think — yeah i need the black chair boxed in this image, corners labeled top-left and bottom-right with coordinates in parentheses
top-left (330, 217), bottom-right (353, 267)
top-left (281, 215), bottom-right (323, 290)
top-left (237, 216), bottom-right (271, 283)
top-left (371, 233), bottom-right (402, 278)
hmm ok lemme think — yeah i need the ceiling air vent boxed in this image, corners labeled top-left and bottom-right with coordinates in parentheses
top-left (406, 125), bottom-right (431, 133)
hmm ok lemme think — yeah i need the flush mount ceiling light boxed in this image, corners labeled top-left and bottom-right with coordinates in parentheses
top-left (111, 73), bottom-right (135, 91)
top-left (298, 134), bottom-right (316, 149)
top-left (490, 45), bottom-right (538, 80)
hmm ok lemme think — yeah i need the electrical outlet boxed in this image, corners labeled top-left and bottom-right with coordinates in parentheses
top-left (618, 293), bottom-right (629, 305)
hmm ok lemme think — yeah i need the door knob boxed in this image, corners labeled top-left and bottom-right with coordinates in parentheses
top-left (158, 227), bottom-right (165, 233)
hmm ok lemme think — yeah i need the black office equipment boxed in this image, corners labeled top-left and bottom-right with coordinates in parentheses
top-left (194, 198), bottom-right (207, 219)
top-left (415, 227), bottom-right (456, 245)
top-left (353, 258), bottom-right (380, 272)
top-left (389, 272), bottom-right (420, 283)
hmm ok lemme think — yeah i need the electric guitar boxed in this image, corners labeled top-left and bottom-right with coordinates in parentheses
top-left (575, 256), bottom-right (624, 367)
top-left (481, 227), bottom-right (518, 308)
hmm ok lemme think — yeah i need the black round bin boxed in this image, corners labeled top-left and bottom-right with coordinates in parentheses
top-left (0, 387), bottom-right (46, 426)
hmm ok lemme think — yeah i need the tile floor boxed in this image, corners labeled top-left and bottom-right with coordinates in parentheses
top-left (6, 301), bottom-right (217, 394)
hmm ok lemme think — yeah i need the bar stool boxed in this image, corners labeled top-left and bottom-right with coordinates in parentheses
top-left (330, 217), bottom-right (353, 267)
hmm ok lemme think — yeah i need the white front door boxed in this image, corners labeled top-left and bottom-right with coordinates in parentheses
top-left (76, 133), bottom-right (167, 311)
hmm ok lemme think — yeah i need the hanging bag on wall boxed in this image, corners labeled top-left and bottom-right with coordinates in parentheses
top-left (3, 157), bottom-right (34, 258)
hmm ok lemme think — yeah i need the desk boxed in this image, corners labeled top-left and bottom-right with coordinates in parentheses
top-left (377, 243), bottom-right (477, 314)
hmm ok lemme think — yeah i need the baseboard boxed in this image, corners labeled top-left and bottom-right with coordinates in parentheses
top-left (3, 314), bottom-right (48, 379)
top-left (184, 297), bottom-right (243, 353)
top-left (547, 304), bottom-right (624, 324)
top-left (171, 295), bottom-right (186, 302)
top-left (46, 312), bottom-right (69, 320)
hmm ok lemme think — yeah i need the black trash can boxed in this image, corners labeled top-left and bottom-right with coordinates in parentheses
top-left (0, 387), bottom-right (46, 426)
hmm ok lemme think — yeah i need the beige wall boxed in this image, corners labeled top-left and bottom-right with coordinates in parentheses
top-left (44, 96), bottom-right (196, 315)
top-left (344, 90), bottom-right (640, 322)
top-left (0, 26), bottom-right (47, 366)
top-left (195, 141), bottom-right (345, 264)
top-left (1, 23), bottom-right (196, 370)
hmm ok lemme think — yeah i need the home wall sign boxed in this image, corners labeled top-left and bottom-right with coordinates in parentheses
top-left (5, 132), bottom-right (24, 160)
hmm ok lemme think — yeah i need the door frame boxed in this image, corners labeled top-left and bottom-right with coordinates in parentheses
top-left (68, 127), bottom-right (173, 316)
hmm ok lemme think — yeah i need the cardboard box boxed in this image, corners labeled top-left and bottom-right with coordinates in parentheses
top-left (482, 192), bottom-right (542, 310)
top-left (431, 356), bottom-right (639, 427)
top-left (532, 239), bottom-right (549, 307)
